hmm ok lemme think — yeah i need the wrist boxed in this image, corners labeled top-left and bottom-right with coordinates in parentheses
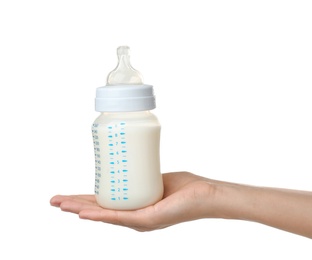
top-left (209, 181), bottom-right (260, 221)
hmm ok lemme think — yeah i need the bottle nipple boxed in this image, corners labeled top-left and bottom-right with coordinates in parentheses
top-left (107, 46), bottom-right (143, 85)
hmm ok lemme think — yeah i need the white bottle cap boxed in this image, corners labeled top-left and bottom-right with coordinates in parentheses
top-left (95, 46), bottom-right (156, 112)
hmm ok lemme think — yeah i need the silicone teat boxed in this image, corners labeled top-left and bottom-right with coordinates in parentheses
top-left (107, 46), bottom-right (143, 85)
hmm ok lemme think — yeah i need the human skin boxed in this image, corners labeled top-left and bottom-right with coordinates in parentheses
top-left (50, 171), bottom-right (312, 238)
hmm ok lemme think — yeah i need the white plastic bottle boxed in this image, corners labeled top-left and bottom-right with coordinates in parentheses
top-left (92, 46), bottom-right (164, 210)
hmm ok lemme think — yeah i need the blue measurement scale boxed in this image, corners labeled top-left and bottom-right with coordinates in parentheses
top-left (107, 122), bottom-right (129, 201)
top-left (92, 123), bottom-right (101, 195)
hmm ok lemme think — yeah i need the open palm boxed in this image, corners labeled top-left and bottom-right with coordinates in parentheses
top-left (50, 172), bottom-right (216, 231)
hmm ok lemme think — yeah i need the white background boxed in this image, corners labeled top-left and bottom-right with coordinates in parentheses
top-left (0, 0), bottom-right (311, 259)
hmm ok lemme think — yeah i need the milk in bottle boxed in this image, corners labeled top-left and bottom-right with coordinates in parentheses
top-left (92, 46), bottom-right (163, 210)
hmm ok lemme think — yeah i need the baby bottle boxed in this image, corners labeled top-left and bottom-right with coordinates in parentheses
top-left (92, 46), bottom-right (164, 210)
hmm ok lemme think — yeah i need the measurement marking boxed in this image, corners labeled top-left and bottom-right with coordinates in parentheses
top-left (106, 122), bottom-right (129, 203)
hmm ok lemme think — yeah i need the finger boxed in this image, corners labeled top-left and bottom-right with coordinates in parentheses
top-left (50, 195), bottom-right (69, 207)
top-left (79, 205), bottom-right (161, 231)
top-left (69, 195), bottom-right (97, 205)
top-left (79, 208), bottom-right (121, 224)
top-left (60, 199), bottom-right (100, 214)
top-left (78, 209), bottom-right (143, 231)
top-left (50, 195), bottom-right (96, 207)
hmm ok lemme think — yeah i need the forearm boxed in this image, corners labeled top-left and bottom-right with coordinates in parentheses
top-left (214, 181), bottom-right (312, 239)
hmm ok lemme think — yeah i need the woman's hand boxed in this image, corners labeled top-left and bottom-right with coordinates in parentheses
top-left (50, 171), bottom-right (312, 238)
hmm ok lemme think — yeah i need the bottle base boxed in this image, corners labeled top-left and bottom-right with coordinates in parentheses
top-left (95, 191), bottom-right (163, 211)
